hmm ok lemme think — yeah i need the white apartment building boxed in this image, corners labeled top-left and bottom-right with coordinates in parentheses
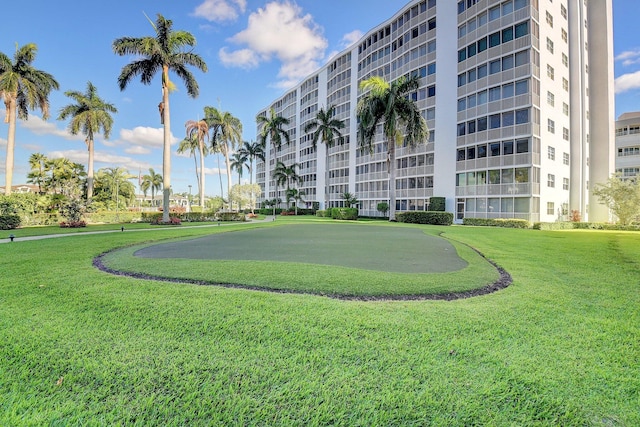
top-left (256, 0), bottom-right (614, 222)
top-left (615, 112), bottom-right (640, 180)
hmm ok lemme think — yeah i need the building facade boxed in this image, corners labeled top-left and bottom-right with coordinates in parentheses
top-left (256, 0), bottom-right (614, 222)
top-left (615, 112), bottom-right (640, 180)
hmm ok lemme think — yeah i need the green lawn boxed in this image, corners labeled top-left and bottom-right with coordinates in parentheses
top-left (1, 220), bottom-right (638, 425)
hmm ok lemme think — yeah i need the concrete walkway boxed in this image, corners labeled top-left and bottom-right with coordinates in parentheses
top-left (0, 217), bottom-right (274, 244)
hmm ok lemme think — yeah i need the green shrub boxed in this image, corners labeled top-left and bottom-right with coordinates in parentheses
top-left (428, 197), bottom-right (446, 212)
top-left (463, 218), bottom-right (531, 228)
top-left (87, 212), bottom-right (142, 224)
top-left (216, 212), bottom-right (246, 222)
top-left (330, 208), bottom-right (358, 220)
top-left (533, 222), bottom-right (576, 231)
top-left (316, 210), bottom-right (326, 217)
top-left (0, 214), bottom-right (21, 230)
top-left (396, 211), bottom-right (453, 225)
top-left (573, 222), bottom-right (640, 231)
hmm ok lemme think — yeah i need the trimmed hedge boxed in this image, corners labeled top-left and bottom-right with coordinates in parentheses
top-left (533, 221), bottom-right (640, 231)
top-left (429, 197), bottom-right (446, 212)
top-left (258, 208), bottom-right (284, 216)
top-left (463, 218), bottom-right (531, 228)
top-left (330, 208), bottom-right (358, 220)
top-left (533, 222), bottom-right (576, 231)
top-left (0, 214), bottom-right (21, 230)
top-left (396, 211), bottom-right (453, 225)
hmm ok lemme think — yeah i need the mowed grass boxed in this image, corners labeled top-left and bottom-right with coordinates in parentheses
top-left (1, 220), bottom-right (639, 425)
top-left (100, 222), bottom-right (498, 297)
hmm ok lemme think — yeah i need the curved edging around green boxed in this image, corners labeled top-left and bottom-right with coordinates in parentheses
top-left (92, 237), bottom-right (512, 301)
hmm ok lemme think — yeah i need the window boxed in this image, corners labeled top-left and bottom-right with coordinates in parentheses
top-left (491, 142), bottom-right (501, 156)
top-left (467, 43), bottom-right (477, 58)
top-left (547, 91), bottom-right (555, 106)
top-left (547, 202), bottom-right (555, 215)
top-left (427, 85), bottom-right (436, 97)
top-left (478, 12), bottom-right (488, 27)
top-left (459, 24), bottom-right (467, 38)
top-left (547, 64), bottom-right (555, 80)
top-left (562, 28), bottom-right (568, 43)
top-left (467, 120), bottom-right (476, 134)
top-left (457, 98), bottom-right (466, 112)
top-left (515, 108), bottom-right (529, 124)
top-left (502, 111), bottom-right (514, 126)
top-left (503, 140), bottom-right (514, 155)
top-left (547, 174), bottom-right (555, 188)
top-left (548, 119), bottom-right (555, 133)
top-left (563, 103), bottom-right (569, 116)
top-left (490, 60), bottom-right (501, 74)
top-left (489, 32), bottom-right (501, 48)
top-left (515, 21), bottom-right (529, 38)
top-left (546, 11), bottom-right (553, 27)
top-left (478, 90), bottom-right (487, 105)
top-left (478, 64), bottom-right (488, 78)
top-left (548, 146), bottom-right (555, 160)
top-left (516, 138), bottom-right (529, 153)
top-left (457, 123), bottom-right (466, 136)
top-left (467, 68), bottom-right (476, 82)
top-left (563, 152), bottom-right (569, 165)
top-left (562, 53), bottom-right (568, 67)
top-left (502, 1), bottom-right (514, 15)
top-left (515, 50), bottom-right (529, 67)
top-left (503, 55), bottom-right (514, 70)
top-left (563, 178), bottom-right (569, 190)
top-left (489, 86), bottom-right (501, 102)
top-left (563, 78), bottom-right (569, 91)
top-left (502, 27), bottom-right (514, 43)
top-left (458, 73), bottom-right (466, 87)
top-left (467, 94), bottom-right (476, 108)
top-left (428, 18), bottom-right (436, 31)
top-left (547, 38), bottom-right (554, 54)
top-left (490, 114), bottom-right (501, 129)
top-left (489, 6), bottom-right (501, 21)
top-left (563, 127), bottom-right (569, 141)
top-left (478, 37), bottom-right (488, 52)
top-left (478, 116), bottom-right (488, 131)
top-left (503, 83), bottom-right (514, 98)
top-left (561, 4), bottom-right (567, 19)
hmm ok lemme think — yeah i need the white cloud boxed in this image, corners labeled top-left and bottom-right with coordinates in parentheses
top-left (0, 137), bottom-right (6, 148)
top-left (125, 146), bottom-right (152, 155)
top-left (204, 166), bottom-right (227, 175)
top-left (615, 71), bottom-right (640, 94)
top-left (341, 30), bottom-right (363, 48)
top-left (47, 149), bottom-right (154, 173)
top-left (192, 0), bottom-right (247, 23)
top-left (615, 49), bottom-right (640, 67)
top-left (115, 126), bottom-right (179, 152)
top-left (220, 1), bottom-right (327, 89)
top-left (219, 47), bottom-right (260, 69)
top-left (17, 114), bottom-right (83, 141)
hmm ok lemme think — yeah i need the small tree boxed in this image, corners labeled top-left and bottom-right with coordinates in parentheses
top-left (59, 200), bottom-right (86, 227)
top-left (341, 192), bottom-right (359, 208)
top-left (377, 202), bottom-right (389, 218)
top-left (593, 174), bottom-right (640, 225)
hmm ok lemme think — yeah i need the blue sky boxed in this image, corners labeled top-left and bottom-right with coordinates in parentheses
top-left (1, 0), bottom-right (639, 196)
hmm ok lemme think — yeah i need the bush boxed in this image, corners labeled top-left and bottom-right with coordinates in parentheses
top-left (0, 214), bottom-right (21, 230)
top-left (330, 208), bottom-right (358, 220)
top-left (59, 220), bottom-right (87, 228)
top-left (428, 197), bottom-right (446, 212)
top-left (216, 212), bottom-right (246, 222)
top-left (463, 218), bottom-right (531, 228)
top-left (533, 222), bottom-right (576, 231)
top-left (87, 211), bottom-right (142, 224)
top-left (258, 208), bottom-right (283, 216)
top-left (150, 216), bottom-right (182, 226)
top-left (396, 211), bottom-right (453, 225)
top-left (316, 210), bottom-right (327, 218)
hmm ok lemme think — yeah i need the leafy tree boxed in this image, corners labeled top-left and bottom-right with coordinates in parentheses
top-left (229, 183), bottom-right (261, 212)
top-left (94, 167), bottom-right (135, 210)
top-left (341, 191), bottom-right (359, 208)
top-left (593, 174), bottom-right (640, 225)
top-left (238, 140), bottom-right (265, 213)
top-left (356, 75), bottom-right (429, 221)
top-left (27, 153), bottom-right (47, 194)
top-left (205, 106), bottom-right (242, 200)
top-left (44, 157), bottom-right (86, 198)
top-left (113, 13), bottom-right (207, 222)
top-left (58, 81), bottom-right (117, 200)
top-left (272, 161), bottom-right (302, 208)
top-left (141, 168), bottom-right (163, 202)
top-left (257, 108), bottom-right (290, 150)
top-left (180, 118), bottom-right (209, 207)
top-left (286, 187), bottom-right (306, 215)
top-left (0, 43), bottom-right (59, 195)
top-left (303, 105), bottom-right (345, 209)
top-left (377, 202), bottom-right (390, 218)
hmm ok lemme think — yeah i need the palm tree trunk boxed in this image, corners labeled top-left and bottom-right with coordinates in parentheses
top-left (87, 139), bottom-right (95, 200)
top-left (161, 67), bottom-right (171, 223)
top-left (199, 141), bottom-right (205, 208)
top-left (249, 162), bottom-right (254, 213)
top-left (224, 143), bottom-right (232, 207)
top-left (4, 97), bottom-right (17, 195)
top-left (388, 143), bottom-right (397, 221)
top-left (217, 154), bottom-right (224, 204)
top-left (325, 146), bottom-right (329, 210)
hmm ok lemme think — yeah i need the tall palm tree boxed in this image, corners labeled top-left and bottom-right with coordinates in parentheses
top-left (238, 140), bottom-right (265, 213)
top-left (257, 108), bottom-right (291, 150)
top-left (356, 75), bottom-right (429, 221)
top-left (230, 150), bottom-right (248, 186)
top-left (272, 161), bottom-right (302, 209)
top-left (113, 13), bottom-right (207, 222)
top-left (58, 81), bottom-right (117, 201)
top-left (0, 43), bottom-right (59, 195)
top-left (204, 106), bottom-right (242, 200)
top-left (27, 152), bottom-right (47, 194)
top-left (181, 118), bottom-right (209, 207)
top-left (303, 105), bottom-right (345, 209)
top-left (141, 168), bottom-right (163, 205)
top-left (286, 187), bottom-right (306, 215)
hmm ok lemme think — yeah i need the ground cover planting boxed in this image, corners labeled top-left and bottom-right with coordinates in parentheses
top-left (1, 219), bottom-right (638, 425)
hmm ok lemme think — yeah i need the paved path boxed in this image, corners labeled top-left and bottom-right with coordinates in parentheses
top-left (0, 217), bottom-right (275, 244)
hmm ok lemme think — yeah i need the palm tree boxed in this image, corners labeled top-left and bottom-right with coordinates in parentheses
top-left (272, 161), bottom-right (302, 209)
top-left (58, 81), bottom-right (117, 200)
top-left (286, 187), bottom-right (306, 215)
top-left (141, 168), bottom-right (163, 206)
top-left (230, 150), bottom-right (248, 186)
top-left (205, 106), bottom-right (242, 201)
top-left (341, 191), bottom-right (359, 208)
top-left (181, 118), bottom-right (209, 207)
top-left (257, 108), bottom-right (290, 150)
top-left (0, 43), bottom-right (59, 195)
top-left (238, 140), bottom-right (265, 213)
top-left (27, 153), bottom-right (47, 194)
top-left (95, 167), bottom-right (135, 210)
top-left (356, 75), bottom-right (429, 221)
top-left (113, 13), bottom-right (207, 222)
top-left (303, 105), bottom-right (345, 209)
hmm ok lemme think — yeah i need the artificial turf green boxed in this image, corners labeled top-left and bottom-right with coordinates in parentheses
top-left (1, 222), bottom-right (638, 425)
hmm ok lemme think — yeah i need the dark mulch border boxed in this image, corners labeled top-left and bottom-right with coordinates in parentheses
top-left (92, 238), bottom-right (512, 302)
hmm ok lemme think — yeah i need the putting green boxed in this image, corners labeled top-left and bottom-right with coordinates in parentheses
top-left (134, 223), bottom-right (467, 273)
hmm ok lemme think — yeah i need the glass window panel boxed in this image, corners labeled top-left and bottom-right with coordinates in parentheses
top-left (516, 138), bottom-right (529, 153)
top-left (489, 32), bottom-right (501, 48)
top-left (477, 116), bottom-right (488, 131)
top-left (503, 83), bottom-right (514, 98)
top-left (477, 37), bottom-right (488, 52)
top-left (489, 170), bottom-right (501, 184)
top-left (503, 140), bottom-right (514, 155)
top-left (490, 114), bottom-right (501, 129)
top-left (478, 64), bottom-right (488, 78)
top-left (502, 27), bottom-right (514, 42)
top-left (515, 79), bottom-right (529, 95)
top-left (515, 108), bottom-right (529, 124)
top-left (478, 144), bottom-right (487, 158)
top-left (515, 50), bottom-right (529, 66)
top-left (502, 55), bottom-right (514, 70)
top-left (502, 111), bottom-right (514, 126)
top-left (467, 94), bottom-right (477, 108)
top-left (489, 6), bottom-right (500, 21)
top-left (490, 60), bottom-right (501, 74)
top-left (478, 90), bottom-right (487, 105)
top-left (515, 21), bottom-right (530, 38)
top-left (491, 143), bottom-right (501, 156)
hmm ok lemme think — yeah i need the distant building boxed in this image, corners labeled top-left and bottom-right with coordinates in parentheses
top-left (615, 112), bottom-right (640, 180)
top-left (256, 0), bottom-right (614, 222)
top-left (0, 184), bottom-right (40, 194)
